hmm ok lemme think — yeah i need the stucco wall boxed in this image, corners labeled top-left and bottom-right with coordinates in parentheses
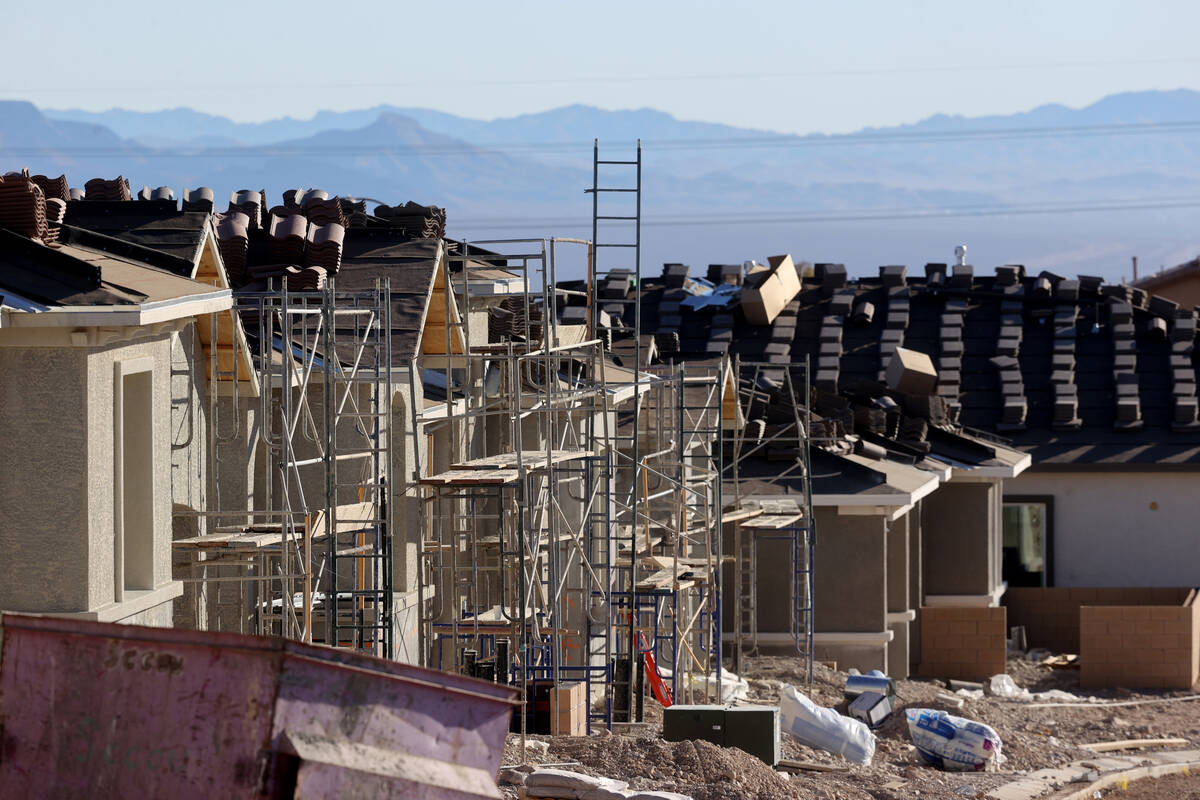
top-left (1005, 470), bottom-right (1200, 587)
top-left (86, 334), bottom-right (176, 608)
top-left (0, 331), bottom-right (179, 619)
top-left (813, 509), bottom-right (887, 633)
top-left (0, 347), bottom-right (91, 611)
top-left (923, 481), bottom-right (997, 596)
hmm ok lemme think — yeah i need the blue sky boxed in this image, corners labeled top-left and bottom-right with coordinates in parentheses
top-left (7, 0), bottom-right (1200, 132)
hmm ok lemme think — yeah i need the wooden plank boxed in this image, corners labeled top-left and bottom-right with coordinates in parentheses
top-left (308, 502), bottom-right (376, 539)
top-left (721, 507), bottom-right (765, 524)
top-left (777, 759), bottom-right (849, 773)
top-left (746, 513), bottom-right (804, 530)
top-left (1081, 738), bottom-right (1189, 753)
top-left (451, 450), bottom-right (594, 470)
top-left (419, 469), bottom-right (520, 486)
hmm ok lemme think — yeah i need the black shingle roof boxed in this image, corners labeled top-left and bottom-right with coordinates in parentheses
top-left (565, 262), bottom-right (1200, 467)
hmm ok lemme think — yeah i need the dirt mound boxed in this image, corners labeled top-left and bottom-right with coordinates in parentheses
top-left (548, 733), bottom-right (838, 800)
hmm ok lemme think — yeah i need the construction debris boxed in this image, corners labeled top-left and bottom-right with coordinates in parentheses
top-left (779, 684), bottom-right (875, 765)
top-left (1080, 738), bottom-right (1190, 753)
top-left (848, 691), bottom-right (893, 729)
top-left (906, 708), bottom-right (1005, 771)
top-left (845, 669), bottom-right (897, 700)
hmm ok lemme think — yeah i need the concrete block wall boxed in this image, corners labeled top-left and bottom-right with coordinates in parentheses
top-left (1080, 603), bottom-right (1199, 690)
top-left (1005, 587), bottom-right (1193, 653)
top-left (918, 606), bottom-right (1007, 680)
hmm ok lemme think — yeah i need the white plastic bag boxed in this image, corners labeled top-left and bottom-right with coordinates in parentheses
top-left (779, 684), bottom-right (876, 765)
top-left (905, 708), bottom-right (1004, 771)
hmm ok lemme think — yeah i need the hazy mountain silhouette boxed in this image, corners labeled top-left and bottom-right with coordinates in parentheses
top-left (3, 92), bottom-right (1197, 279)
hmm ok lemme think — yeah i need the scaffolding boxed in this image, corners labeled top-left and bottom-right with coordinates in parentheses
top-left (724, 359), bottom-right (816, 683)
top-left (414, 234), bottom-right (725, 732)
top-left (174, 279), bottom-right (395, 658)
top-left (164, 139), bottom-right (809, 727)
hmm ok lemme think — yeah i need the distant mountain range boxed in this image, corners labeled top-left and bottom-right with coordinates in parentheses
top-left (0, 91), bottom-right (1196, 279)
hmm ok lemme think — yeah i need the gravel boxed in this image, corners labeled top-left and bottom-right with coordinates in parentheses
top-left (500, 653), bottom-right (1199, 800)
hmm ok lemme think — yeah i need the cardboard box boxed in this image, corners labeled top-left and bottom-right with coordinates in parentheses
top-left (550, 681), bottom-right (587, 736)
top-left (885, 347), bottom-right (938, 395)
top-left (741, 254), bottom-right (800, 326)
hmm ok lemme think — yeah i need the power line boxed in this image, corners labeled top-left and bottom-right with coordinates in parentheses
top-left (450, 197), bottom-right (1200, 230)
top-left (4, 116), bottom-right (1200, 159)
top-left (9, 55), bottom-right (1200, 93)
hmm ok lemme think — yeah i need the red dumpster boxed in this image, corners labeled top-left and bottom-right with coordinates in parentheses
top-left (0, 613), bottom-right (517, 798)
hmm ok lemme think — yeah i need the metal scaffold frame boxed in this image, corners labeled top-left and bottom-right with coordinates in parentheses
top-left (174, 279), bottom-right (395, 658)
top-left (724, 358), bottom-right (816, 684)
top-left (413, 231), bottom-right (725, 733)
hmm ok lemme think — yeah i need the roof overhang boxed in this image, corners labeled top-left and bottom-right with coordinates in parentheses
top-left (942, 449), bottom-right (1032, 481)
top-left (0, 289), bottom-right (232, 328)
top-left (809, 452), bottom-right (941, 519)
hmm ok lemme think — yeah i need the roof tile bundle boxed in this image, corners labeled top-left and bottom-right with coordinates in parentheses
top-left (83, 176), bottom-right (132, 202)
top-left (268, 213), bottom-right (308, 264)
top-left (228, 190), bottom-right (265, 230)
top-left (492, 296), bottom-right (545, 343)
top-left (284, 266), bottom-right (326, 291)
top-left (137, 186), bottom-right (175, 201)
top-left (0, 178), bottom-right (49, 242)
top-left (304, 223), bottom-right (344, 273)
top-left (373, 201), bottom-right (446, 239)
top-left (216, 211), bottom-right (250, 284)
top-left (182, 187), bottom-right (214, 213)
top-left (339, 197), bottom-right (367, 216)
top-left (44, 198), bottom-right (67, 225)
top-left (281, 188), bottom-right (304, 208)
top-left (30, 174), bottom-right (69, 202)
top-left (244, 264), bottom-right (326, 290)
top-left (302, 197), bottom-right (347, 228)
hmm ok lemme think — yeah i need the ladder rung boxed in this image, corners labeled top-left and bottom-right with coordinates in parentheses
top-left (596, 160), bottom-right (638, 165)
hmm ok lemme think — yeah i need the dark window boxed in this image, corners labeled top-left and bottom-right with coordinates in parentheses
top-left (1002, 495), bottom-right (1053, 587)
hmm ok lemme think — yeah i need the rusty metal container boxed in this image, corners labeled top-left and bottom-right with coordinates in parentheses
top-left (0, 613), bottom-right (516, 798)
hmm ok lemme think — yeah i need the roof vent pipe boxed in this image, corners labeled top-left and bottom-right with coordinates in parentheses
top-left (954, 245), bottom-right (967, 267)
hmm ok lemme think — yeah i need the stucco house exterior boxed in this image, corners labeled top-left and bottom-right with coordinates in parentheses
top-left (0, 218), bottom-right (234, 626)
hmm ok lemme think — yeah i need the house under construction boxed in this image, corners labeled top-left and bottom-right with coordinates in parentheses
top-left (130, 153), bottom-right (802, 732)
top-left (0, 159), bottom-right (820, 736)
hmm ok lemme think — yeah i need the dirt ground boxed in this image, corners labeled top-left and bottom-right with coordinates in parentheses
top-left (500, 653), bottom-right (1200, 800)
top-left (1097, 771), bottom-right (1200, 799)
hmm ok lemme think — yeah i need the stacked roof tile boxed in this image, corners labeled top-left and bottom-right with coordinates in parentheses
top-left (30, 174), bottom-right (69, 202)
top-left (137, 186), bottom-right (175, 201)
top-left (0, 177), bottom-right (50, 243)
top-left (561, 256), bottom-right (1200, 466)
top-left (303, 196), bottom-right (347, 229)
top-left (83, 176), bottom-right (132, 202)
top-left (374, 201), bottom-right (446, 239)
top-left (305, 223), bottom-right (344, 274)
top-left (216, 211), bottom-right (251, 283)
top-left (268, 212), bottom-right (308, 263)
top-left (182, 187), bottom-right (214, 213)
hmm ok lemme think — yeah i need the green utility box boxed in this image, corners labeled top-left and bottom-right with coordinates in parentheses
top-left (724, 705), bottom-right (781, 766)
top-left (662, 705), bottom-right (728, 743)
top-left (662, 704), bottom-right (780, 766)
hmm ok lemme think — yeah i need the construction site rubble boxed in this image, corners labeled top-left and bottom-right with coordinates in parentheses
top-left (982, 673), bottom-right (1097, 704)
top-left (906, 708), bottom-right (1005, 771)
top-left (780, 684), bottom-right (876, 765)
top-left (491, 654), bottom-right (1200, 799)
top-left (521, 768), bottom-right (631, 799)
